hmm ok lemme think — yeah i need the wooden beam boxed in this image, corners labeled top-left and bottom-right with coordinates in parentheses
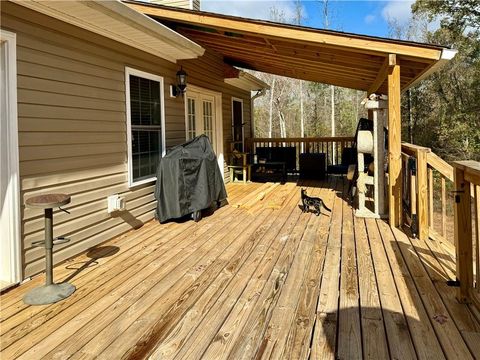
top-left (225, 60), bottom-right (372, 91)
top-left (388, 61), bottom-right (402, 227)
top-left (126, 2), bottom-right (443, 60)
top-left (368, 54), bottom-right (398, 95)
top-left (180, 27), bottom-right (387, 72)
top-left (368, 57), bottom-right (389, 95)
top-left (223, 64), bottom-right (240, 78)
top-left (416, 148), bottom-right (429, 241)
top-left (452, 164), bottom-right (473, 303)
top-left (264, 37), bottom-right (278, 52)
top-left (426, 151), bottom-right (454, 182)
top-left (185, 32), bottom-right (381, 78)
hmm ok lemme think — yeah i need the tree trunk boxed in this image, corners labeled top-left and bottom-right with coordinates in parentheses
top-left (407, 89), bottom-right (413, 143)
top-left (278, 110), bottom-right (286, 138)
top-left (268, 78), bottom-right (275, 138)
top-left (331, 85), bottom-right (336, 164)
top-left (300, 80), bottom-right (304, 152)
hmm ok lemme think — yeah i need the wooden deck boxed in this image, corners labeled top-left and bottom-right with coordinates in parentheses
top-left (1, 178), bottom-right (480, 359)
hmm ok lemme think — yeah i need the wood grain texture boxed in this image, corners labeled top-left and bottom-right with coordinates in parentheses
top-left (2, 3), bottom-right (252, 280)
top-left (388, 63), bottom-right (402, 227)
top-left (417, 148), bottom-right (429, 241)
top-left (453, 167), bottom-right (474, 303)
top-left (1, 180), bottom-right (478, 360)
top-left (126, 1), bottom-right (442, 94)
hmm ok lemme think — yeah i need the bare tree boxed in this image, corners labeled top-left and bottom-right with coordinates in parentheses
top-left (294, 0), bottom-right (305, 144)
top-left (268, 78), bottom-right (275, 138)
top-left (321, 0), bottom-right (337, 162)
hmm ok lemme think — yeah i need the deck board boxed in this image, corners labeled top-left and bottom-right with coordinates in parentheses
top-left (1, 178), bottom-right (479, 360)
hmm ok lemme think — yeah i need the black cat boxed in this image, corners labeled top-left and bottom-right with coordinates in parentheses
top-left (301, 189), bottom-right (331, 216)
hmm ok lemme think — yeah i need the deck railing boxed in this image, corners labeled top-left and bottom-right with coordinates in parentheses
top-left (246, 136), bottom-right (355, 170)
top-left (452, 161), bottom-right (480, 306)
top-left (401, 143), bottom-right (454, 244)
top-left (402, 143), bottom-right (479, 306)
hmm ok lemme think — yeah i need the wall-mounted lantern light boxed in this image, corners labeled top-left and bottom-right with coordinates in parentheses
top-left (170, 66), bottom-right (188, 97)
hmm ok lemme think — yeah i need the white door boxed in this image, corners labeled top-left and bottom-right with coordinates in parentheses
top-left (186, 92), bottom-right (216, 148)
top-left (185, 87), bottom-right (224, 177)
top-left (0, 30), bottom-right (21, 289)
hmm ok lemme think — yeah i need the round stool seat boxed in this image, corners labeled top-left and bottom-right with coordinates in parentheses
top-left (26, 194), bottom-right (71, 209)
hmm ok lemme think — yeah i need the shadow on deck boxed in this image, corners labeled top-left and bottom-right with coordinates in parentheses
top-left (1, 177), bottom-right (479, 359)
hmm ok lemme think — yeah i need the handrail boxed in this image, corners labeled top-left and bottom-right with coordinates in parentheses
top-left (402, 145), bottom-right (479, 310)
top-left (251, 136), bottom-right (355, 142)
top-left (401, 143), bottom-right (431, 241)
top-left (452, 160), bottom-right (480, 308)
top-left (247, 136), bottom-right (355, 170)
top-left (401, 143), bottom-right (455, 245)
top-left (401, 143), bottom-right (431, 156)
top-left (427, 152), bottom-right (454, 182)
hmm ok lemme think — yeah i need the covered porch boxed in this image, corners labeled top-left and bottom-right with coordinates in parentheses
top-left (2, 3), bottom-right (479, 359)
top-left (1, 178), bottom-right (479, 359)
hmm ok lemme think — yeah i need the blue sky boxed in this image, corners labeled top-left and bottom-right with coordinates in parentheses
top-left (201, 0), bottom-right (416, 38)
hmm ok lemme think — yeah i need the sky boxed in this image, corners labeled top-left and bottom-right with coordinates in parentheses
top-left (200, 0), bottom-right (417, 38)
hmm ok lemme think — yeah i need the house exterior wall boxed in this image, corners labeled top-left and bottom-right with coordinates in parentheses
top-left (149, 0), bottom-right (201, 11)
top-left (179, 53), bottom-right (252, 180)
top-left (1, 2), bottom-right (251, 279)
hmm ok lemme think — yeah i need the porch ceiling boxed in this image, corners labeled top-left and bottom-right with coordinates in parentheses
top-left (124, 0), bottom-right (453, 94)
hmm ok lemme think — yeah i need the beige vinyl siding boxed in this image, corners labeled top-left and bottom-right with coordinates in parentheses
top-left (180, 51), bottom-right (252, 183)
top-left (2, 2), bottom-right (251, 278)
top-left (149, 0), bottom-right (200, 10)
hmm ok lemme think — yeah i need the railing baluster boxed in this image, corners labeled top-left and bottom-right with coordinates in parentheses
top-left (442, 177), bottom-right (447, 238)
top-left (475, 185), bottom-right (480, 293)
top-left (428, 168), bottom-right (434, 227)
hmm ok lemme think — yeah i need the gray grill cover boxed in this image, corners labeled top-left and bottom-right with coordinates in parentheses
top-left (155, 135), bottom-right (227, 222)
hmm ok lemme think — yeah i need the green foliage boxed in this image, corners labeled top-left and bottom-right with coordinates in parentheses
top-left (412, 0), bottom-right (480, 34)
top-left (405, 0), bottom-right (480, 161)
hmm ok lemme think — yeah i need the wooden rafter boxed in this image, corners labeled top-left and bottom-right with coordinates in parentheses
top-left (368, 57), bottom-right (389, 95)
top-left (123, 1), bottom-right (449, 92)
top-left (180, 28), bottom-right (385, 73)
top-left (125, 1), bottom-right (443, 60)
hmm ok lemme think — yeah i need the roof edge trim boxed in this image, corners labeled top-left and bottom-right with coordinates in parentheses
top-left (11, 0), bottom-right (204, 62)
top-left (225, 69), bottom-right (270, 92)
top-left (402, 49), bottom-right (458, 93)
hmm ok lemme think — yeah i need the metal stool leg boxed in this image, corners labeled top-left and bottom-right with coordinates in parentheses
top-left (23, 207), bottom-right (75, 305)
top-left (45, 208), bottom-right (53, 286)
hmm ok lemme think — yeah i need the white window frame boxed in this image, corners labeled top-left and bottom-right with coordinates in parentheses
top-left (0, 29), bottom-right (21, 286)
top-left (231, 97), bottom-right (244, 151)
top-left (125, 67), bottom-right (166, 188)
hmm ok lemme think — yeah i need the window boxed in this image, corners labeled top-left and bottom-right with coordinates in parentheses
top-left (187, 97), bottom-right (196, 140)
top-left (126, 67), bottom-right (165, 187)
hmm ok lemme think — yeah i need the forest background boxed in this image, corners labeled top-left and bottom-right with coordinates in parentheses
top-left (250, 0), bottom-right (479, 161)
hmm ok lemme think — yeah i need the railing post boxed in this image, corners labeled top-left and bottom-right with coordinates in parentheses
top-left (453, 164), bottom-right (473, 303)
top-left (416, 148), bottom-right (429, 241)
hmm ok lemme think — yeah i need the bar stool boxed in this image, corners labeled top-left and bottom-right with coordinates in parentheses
top-left (23, 194), bottom-right (76, 305)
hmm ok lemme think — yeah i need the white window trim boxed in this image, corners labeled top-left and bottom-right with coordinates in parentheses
top-left (184, 85), bottom-right (224, 179)
top-left (125, 67), bottom-right (166, 188)
top-left (231, 97), bottom-right (244, 150)
top-left (0, 29), bottom-right (22, 286)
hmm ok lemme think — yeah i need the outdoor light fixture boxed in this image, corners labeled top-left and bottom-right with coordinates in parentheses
top-left (171, 66), bottom-right (188, 97)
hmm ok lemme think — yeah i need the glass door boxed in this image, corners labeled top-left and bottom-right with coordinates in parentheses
top-left (186, 92), bottom-right (216, 151)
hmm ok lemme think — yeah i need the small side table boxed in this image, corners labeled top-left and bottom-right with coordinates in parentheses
top-left (228, 151), bottom-right (251, 183)
top-left (23, 194), bottom-right (76, 305)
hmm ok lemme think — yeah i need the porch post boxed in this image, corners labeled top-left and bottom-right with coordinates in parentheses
top-left (453, 162), bottom-right (473, 303)
top-left (387, 55), bottom-right (402, 227)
